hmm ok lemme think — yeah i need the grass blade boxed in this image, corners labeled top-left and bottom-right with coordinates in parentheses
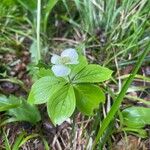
top-left (36, 0), bottom-right (41, 63)
top-left (12, 132), bottom-right (26, 150)
top-left (43, 0), bottom-right (58, 33)
top-left (3, 130), bottom-right (11, 150)
top-left (19, 134), bottom-right (39, 147)
top-left (92, 42), bottom-right (150, 149)
top-left (42, 137), bottom-right (50, 150)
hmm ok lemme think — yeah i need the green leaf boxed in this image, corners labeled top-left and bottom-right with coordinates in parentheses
top-left (18, 134), bottom-right (39, 147)
top-left (17, 0), bottom-right (36, 14)
top-left (8, 100), bottom-right (41, 124)
top-left (70, 56), bottom-right (88, 79)
top-left (73, 64), bottom-right (112, 83)
top-left (123, 127), bottom-right (147, 138)
top-left (42, 137), bottom-right (50, 150)
top-left (74, 84), bottom-right (105, 115)
top-left (12, 132), bottom-right (39, 150)
top-left (3, 130), bottom-right (11, 150)
top-left (0, 95), bottom-right (21, 112)
top-left (29, 40), bottom-right (38, 64)
top-left (43, 0), bottom-right (59, 33)
top-left (12, 132), bottom-right (26, 150)
top-left (37, 68), bottom-right (53, 78)
top-left (122, 107), bottom-right (150, 129)
top-left (0, 117), bottom-right (19, 127)
top-left (47, 85), bottom-right (76, 125)
top-left (28, 76), bottom-right (67, 104)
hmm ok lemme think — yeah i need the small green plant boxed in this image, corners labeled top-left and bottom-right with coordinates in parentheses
top-left (120, 106), bottom-right (150, 138)
top-left (2, 130), bottom-right (45, 150)
top-left (122, 106), bottom-right (150, 129)
top-left (28, 48), bottom-right (112, 125)
top-left (0, 95), bottom-right (41, 125)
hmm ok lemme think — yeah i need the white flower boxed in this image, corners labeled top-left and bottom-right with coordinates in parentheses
top-left (51, 48), bottom-right (79, 77)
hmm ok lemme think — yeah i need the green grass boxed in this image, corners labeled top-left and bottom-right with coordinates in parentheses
top-left (62, 0), bottom-right (150, 63)
top-left (93, 41), bottom-right (150, 149)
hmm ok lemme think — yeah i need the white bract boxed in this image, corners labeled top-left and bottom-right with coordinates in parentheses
top-left (51, 48), bottom-right (79, 77)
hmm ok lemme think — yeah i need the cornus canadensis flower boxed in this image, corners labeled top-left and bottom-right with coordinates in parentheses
top-left (51, 48), bottom-right (79, 77)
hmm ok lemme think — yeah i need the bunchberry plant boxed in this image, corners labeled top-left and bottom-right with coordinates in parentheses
top-left (28, 48), bottom-right (112, 125)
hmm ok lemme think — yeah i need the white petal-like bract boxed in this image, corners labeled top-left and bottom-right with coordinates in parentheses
top-left (51, 54), bottom-right (61, 64)
top-left (61, 48), bottom-right (78, 64)
top-left (52, 65), bottom-right (71, 77)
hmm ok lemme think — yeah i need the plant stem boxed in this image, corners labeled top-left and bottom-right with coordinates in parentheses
top-left (37, 0), bottom-right (41, 63)
top-left (92, 42), bottom-right (150, 149)
top-left (68, 75), bottom-right (72, 83)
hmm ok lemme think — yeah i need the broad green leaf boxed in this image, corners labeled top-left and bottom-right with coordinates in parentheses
top-left (0, 95), bottom-right (21, 112)
top-left (122, 107), bottom-right (150, 129)
top-left (8, 100), bottom-right (41, 124)
top-left (28, 76), bottom-right (67, 104)
top-left (73, 64), bottom-right (112, 83)
top-left (47, 85), bottom-right (76, 125)
top-left (70, 56), bottom-right (88, 80)
top-left (74, 84), bottom-right (105, 115)
top-left (37, 68), bottom-right (53, 78)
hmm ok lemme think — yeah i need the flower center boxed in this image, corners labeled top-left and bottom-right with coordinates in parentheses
top-left (60, 56), bottom-right (71, 64)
